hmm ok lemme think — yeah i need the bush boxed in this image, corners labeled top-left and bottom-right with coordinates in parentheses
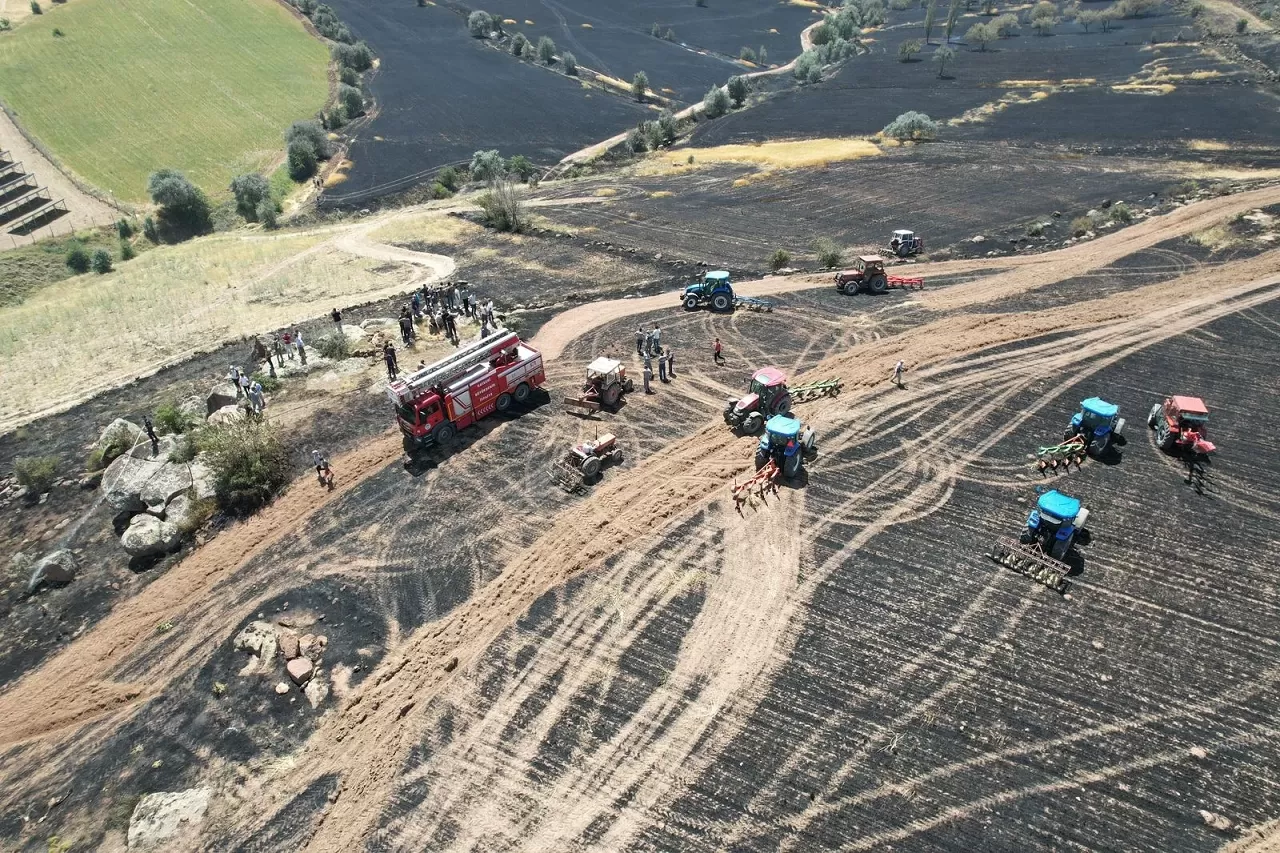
top-left (85, 447), bottom-right (107, 472)
top-left (168, 436), bottom-right (198, 464)
top-left (794, 51), bottom-right (821, 81)
top-left (1026, 221), bottom-right (1046, 237)
top-left (727, 75), bottom-right (749, 106)
top-left (29, 1), bottom-right (40, 14)
top-left (116, 218), bottom-right (133, 239)
top-left (993, 12), bottom-right (1020, 33)
top-left (65, 243), bottom-right (91, 273)
top-left (890, 0), bottom-right (913, 8)
top-left (142, 216), bottom-right (159, 243)
top-left (316, 332), bottom-right (350, 360)
top-left (339, 66), bottom-right (358, 85)
top-left (470, 149), bottom-right (505, 182)
top-left (813, 238), bottom-right (843, 268)
top-left (91, 248), bottom-right (112, 274)
top-left (1109, 202), bottom-right (1133, 223)
top-left (626, 127), bottom-right (646, 153)
top-left (899, 38), bottom-right (922, 60)
top-left (696, 0), bottom-right (707, 6)
top-left (257, 198), bottom-right (278, 228)
top-left (332, 41), bottom-right (374, 71)
top-left (194, 419), bottom-right (290, 515)
top-left (933, 44), bottom-right (955, 76)
top-left (642, 120), bottom-right (665, 150)
top-left (154, 400), bottom-right (193, 434)
top-left (288, 139), bottom-right (318, 180)
top-left (507, 154), bottom-right (536, 181)
top-left (1070, 215), bottom-right (1093, 236)
top-left (147, 169), bottom-right (212, 239)
top-left (758, 45), bottom-right (767, 64)
top-left (511, 32), bottom-right (529, 55)
top-left (437, 166), bottom-right (461, 191)
top-left (285, 120), bottom-right (331, 160)
top-left (667, 28), bottom-right (677, 40)
top-left (657, 109), bottom-right (680, 143)
top-left (651, 22), bottom-right (661, 36)
top-left (468, 10), bottom-right (493, 37)
top-left (967, 21), bottom-right (998, 48)
top-left (740, 46), bottom-right (757, 62)
top-left (338, 83), bottom-right (364, 118)
top-left (230, 173), bottom-right (271, 220)
top-left (478, 177), bottom-right (525, 232)
top-left (1030, 11), bottom-right (1057, 34)
top-left (0, 17), bottom-right (10, 30)
top-left (883, 110), bottom-right (939, 140)
top-left (1236, 16), bottom-right (1248, 31)
top-left (768, 249), bottom-right (791, 271)
top-left (120, 240), bottom-right (136, 261)
top-left (14, 455), bottom-right (57, 494)
top-left (562, 50), bottom-right (577, 74)
top-left (537, 34), bottom-right (556, 63)
top-left (632, 71), bottom-right (649, 101)
top-left (702, 84), bottom-right (731, 117)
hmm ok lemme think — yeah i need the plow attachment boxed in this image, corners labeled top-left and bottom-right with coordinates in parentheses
top-left (732, 459), bottom-right (780, 511)
top-left (988, 537), bottom-right (1071, 593)
top-left (1035, 435), bottom-right (1086, 472)
top-left (549, 455), bottom-right (585, 492)
top-left (563, 394), bottom-right (602, 415)
top-left (789, 378), bottom-right (843, 402)
top-left (734, 296), bottom-right (775, 312)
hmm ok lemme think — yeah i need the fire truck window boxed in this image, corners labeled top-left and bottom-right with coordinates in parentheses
top-left (396, 403), bottom-right (417, 424)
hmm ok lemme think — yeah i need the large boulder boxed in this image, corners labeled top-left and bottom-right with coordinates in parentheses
top-left (127, 788), bottom-right (211, 851)
top-left (178, 395), bottom-right (207, 424)
top-left (205, 383), bottom-right (238, 416)
top-left (340, 323), bottom-right (367, 343)
top-left (101, 453), bottom-right (155, 513)
top-left (127, 434), bottom-right (178, 460)
top-left (140, 462), bottom-right (194, 514)
top-left (121, 514), bottom-right (181, 557)
top-left (164, 493), bottom-right (196, 530)
top-left (189, 461), bottom-right (216, 501)
top-left (96, 418), bottom-right (143, 463)
top-left (26, 549), bottom-right (76, 594)
top-left (207, 404), bottom-right (244, 426)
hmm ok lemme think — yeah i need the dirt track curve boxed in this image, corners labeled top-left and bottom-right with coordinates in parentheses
top-left (1, 185), bottom-right (1279, 851)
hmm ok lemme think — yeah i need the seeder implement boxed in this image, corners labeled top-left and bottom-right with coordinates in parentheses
top-left (1035, 435), bottom-right (1086, 472)
top-left (988, 537), bottom-right (1071, 593)
top-left (788, 378), bottom-right (843, 402)
top-left (732, 459), bottom-right (780, 511)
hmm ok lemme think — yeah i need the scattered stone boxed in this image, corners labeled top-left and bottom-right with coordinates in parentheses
top-left (287, 657), bottom-right (315, 686)
top-left (127, 788), bottom-right (211, 851)
top-left (78, 472), bottom-right (103, 489)
top-left (205, 383), bottom-right (238, 416)
top-left (101, 453), bottom-right (157, 512)
top-left (207, 404), bottom-right (245, 426)
top-left (304, 674), bottom-right (329, 708)
top-left (1190, 745), bottom-right (1208, 759)
top-left (275, 682), bottom-right (290, 695)
top-left (1199, 810), bottom-right (1233, 832)
top-left (443, 656), bottom-right (459, 673)
top-left (27, 549), bottom-right (77, 593)
top-left (970, 235), bottom-right (985, 243)
top-left (96, 418), bottom-right (143, 463)
top-left (120, 514), bottom-right (182, 557)
top-left (299, 633), bottom-right (327, 662)
top-left (234, 621), bottom-right (279, 663)
top-left (1091, 639), bottom-right (1104, 650)
top-left (279, 631), bottom-right (301, 660)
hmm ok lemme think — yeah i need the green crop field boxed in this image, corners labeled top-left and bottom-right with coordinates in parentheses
top-left (0, 0), bottom-right (330, 204)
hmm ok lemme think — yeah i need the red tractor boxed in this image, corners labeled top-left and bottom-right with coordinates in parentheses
top-left (834, 256), bottom-right (924, 295)
top-left (723, 367), bottom-right (792, 435)
top-left (1148, 395), bottom-right (1216, 457)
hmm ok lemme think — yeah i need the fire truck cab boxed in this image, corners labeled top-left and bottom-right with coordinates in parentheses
top-left (389, 329), bottom-right (545, 451)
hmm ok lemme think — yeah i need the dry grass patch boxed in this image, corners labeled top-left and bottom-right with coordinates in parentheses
top-left (1187, 140), bottom-right (1232, 151)
top-left (1111, 82), bottom-right (1177, 94)
top-left (595, 187), bottom-right (619, 197)
top-left (641, 138), bottom-right (881, 176)
top-left (650, 191), bottom-right (674, 198)
top-left (368, 212), bottom-right (479, 245)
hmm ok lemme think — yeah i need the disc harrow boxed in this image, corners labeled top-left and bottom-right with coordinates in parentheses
top-left (1035, 435), bottom-right (1086, 472)
top-left (988, 537), bottom-right (1071, 593)
top-left (732, 459), bottom-right (780, 512)
top-left (788, 378), bottom-right (843, 403)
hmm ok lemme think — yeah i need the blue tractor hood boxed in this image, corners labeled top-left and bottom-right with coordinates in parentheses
top-left (1080, 397), bottom-right (1118, 419)
top-left (1037, 490), bottom-right (1081, 521)
top-left (765, 414), bottom-right (801, 439)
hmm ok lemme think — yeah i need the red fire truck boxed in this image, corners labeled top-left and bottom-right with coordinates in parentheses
top-left (388, 329), bottom-right (546, 451)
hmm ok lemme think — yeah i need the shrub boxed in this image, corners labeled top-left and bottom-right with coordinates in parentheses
top-left (890, 0), bottom-right (913, 8)
top-left (740, 46), bottom-right (757, 62)
top-left (562, 50), bottom-right (577, 74)
top-left (339, 66), bottom-right (358, 85)
top-left (154, 400), bottom-right (193, 435)
top-left (338, 83), bottom-right (364, 118)
top-left (14, 455), bottom-right (57, 494)
top-left (696, 0), bottom-right (707, 6)
top-left (883, 110), bottom-right (939, 140)
top-left (537, 35), bottom-right (556, 63)
top-left (315, 332), bottom-right (350, 360)
top-left (993, 12), bottom-right (1020, 33)
top-left (626, 127), bottom-right (646, 153)
top-left (468, 10), bottom-right (493, 37)
top-left (1236, 17), bottom-right (1248, 31)
top-left (899, 38), bottom-right (922, 60)
top-left (168, 436), bottom-right (198, 464)
top-left (0, 18), bottom-right (10, 30)
top-left (642, 120), bottom-right (665, 150)
top-left (813, 238), bottom-right (843, 268)
top-left (120, 240), bottom-right (136, 261)
top-left (470, 149), bottom-right (505, 182)
top-left (511, 32), bottom-right (529, 55)
top-left (323, 104), bottom-right (347, 129)
top-left (632, 71), bottom-right (648, 101)
top-left (933, 44), bottom-right (955, 76)
top-left (194, 419), bottom-right (290, 515)
top-left (758, 45), bottom-right (767, 63)
top-left (657, 109), bottom-right (680, 143)
top-left (91, 248), bottom-right (112, 274)
top-left (1070, 215), bottom-right (1093, 236)
top-left (651, 22), bottom-right (661, 36)
top-left (257, 198), bottom-right (278, 228)
top-left (287, 140), bottom-right (318, 180)
top-left (727, 75), bottom-right (749, 106)
top-left (667, 28), bottom-right (677, 40)
top-left (332, 41), bottom-right (374, 71)
top-left (85, 447), bottom-right (107, 472)
top-left (147, 169), bottom-right (212, 238)
top-left (967, 21), bottom-right (998, 47)
top-left (478, 177), bottom-right (525, 232)
top-left (794, 50), bottom-right (820, 81)
top-left (286, 120), bottom-right (331, 160)
top-left (29, 1), bottom-right (40, 14)
top-left (1026, 221), bottom-right (1046, 237)
top-left (230, 173), bottom-right (271, 220)
top-left (116, 218), bottom-right (133, 239)
top-left (768, 249), bottom-right (791, 271)
top-left (52, 27), bottom-right (63, 36)
top-left (142, 216), bottom-right (159, 243)
top-left (65, 243), bottom-right (91, 273)
top-left (437, 166), bottom-right (461, 191)
top-left (1109, 202), bottom-right (1133, 223)
top-left (702, 84), bottom-right (731, 117)
top-left (507, 154), bottom-right (536, 181)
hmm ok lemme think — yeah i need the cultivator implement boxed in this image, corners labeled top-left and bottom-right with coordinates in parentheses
top-left (734, 296), bottom-right (775, 312)
top-left (886, 274), bottom-right (925, 290)
top-left (732, 459), bottom-right (780, 512)
top-left (1035, 435), bottom-right (1086, 472)
top-left (549, 455), bottom-right (585, 493)
top-left (789, 378), bottom-right (843, 402)
top-left (988, 537), bottom-right (1071, 593)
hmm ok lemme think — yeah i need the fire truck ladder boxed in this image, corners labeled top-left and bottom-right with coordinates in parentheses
top-left (390, 329), bottom-right (517, 403)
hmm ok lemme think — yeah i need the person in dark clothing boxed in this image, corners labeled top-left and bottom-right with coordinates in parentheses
top-left (143, 416), bottom-right (160, 456)
top-left (384, 342), bottom-right (399, 380)
top-left (399, 314), bottom-right (413, 345)
top-left (462, 294), bottom-right (471, 317)
top-left (331, 308), bottom-right (342, 328)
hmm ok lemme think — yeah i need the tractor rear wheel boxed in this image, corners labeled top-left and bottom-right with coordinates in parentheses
top-left (513, 382), bottom-right (531, 403)
top-left (602, 384), bottom-right (621, 407)
top-left (783, 453), bottom-right (802, 479)
top-left (496, 392), bottom-right (513, 412)
top-left (1159, 429), bottom-right (1177, 452)
top-left (684, 295), bottom-right (700, 310)
top-left (1147, 404), bottom-right (1160, 428)
top-left (711, 293), bottom-right (733, 312)
top-left (581, 456), bottom-right (601, 478)
top-left (868, 275), bottom-right (888, 295)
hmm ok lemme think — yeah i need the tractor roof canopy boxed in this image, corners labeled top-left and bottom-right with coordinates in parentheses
top-left (1171, 395), bottom-right (1209, 415)
top-left (752, 366), bottom-right (787, 388)
top-left (586, 357), bottom-right (622, 378)
top-left (1080, 397), bottom-right (1118, 419)
top-left (705, 270), bottom-right (731, 283)
top-left (1037, 490), bottom-right (1082, 522)
top-left (859, 255), bottom-right (885, 264)
top-left (893, 229), bottom-right (914, 238)
top-left (765, 414), bottom-right (801, 439)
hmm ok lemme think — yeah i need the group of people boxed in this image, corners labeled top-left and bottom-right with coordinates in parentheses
top-left (228, 365), bottom-right (269, 414)
top-left (634, 325), bottom-right (678, 395)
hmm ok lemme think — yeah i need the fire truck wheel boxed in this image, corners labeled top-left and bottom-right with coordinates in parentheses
top-left (435, 423), bottom-right (456, 445)
top-left (402, 435), bottom-right (418, 454)
top-left (513, 383), bottom-right (531, 403)
top-left (496, 392), bottom-right (513, 412)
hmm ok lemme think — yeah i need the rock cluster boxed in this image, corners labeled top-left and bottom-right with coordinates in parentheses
top-left (232, 618), bottom-right (330, 706)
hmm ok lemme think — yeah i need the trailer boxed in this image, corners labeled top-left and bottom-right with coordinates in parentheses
top-left (389, 329), bottom-right (545, 452)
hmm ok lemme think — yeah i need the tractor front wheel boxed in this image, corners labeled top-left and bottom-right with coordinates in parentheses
top-left (743, 413), bottom-right (764, 435)
top-left (1147, 404), bottom-right (1161, 428)
top-left (755, 449), bottom-right (769, 471)
top-left (684, 295), bottom-right (700, 310)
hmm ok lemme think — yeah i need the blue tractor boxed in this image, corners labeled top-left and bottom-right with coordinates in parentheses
top-left (754, 414), bottom-right (816, 479)
top-left (990, 489), bottom-right (1091, 592)
top-left (1066, 397), bottom-right (1125, 456)
top-left (683, 270), bottom-right (735, 312)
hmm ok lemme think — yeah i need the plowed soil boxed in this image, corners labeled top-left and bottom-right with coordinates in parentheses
top-left (2, 185), bottom-right (1280, 852)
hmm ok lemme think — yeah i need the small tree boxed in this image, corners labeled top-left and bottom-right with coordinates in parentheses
top-left (562, 51), bottom-right (577, 74)
top-left (667, 28), bottom-right (677, 40)
top-left (1236, 17), bottom-right (1248, 31)
top-left (657, 109), bottom-right (680, 143)
top-left (339, 67), bottom-right (357, 85)
top-left (91, 248), bottom-right (112, 274)
top-left (256, 198), bottom-right (278, 228)
top-left (924, 0), bottom-right (938, 42)
top-left (470, 149), bottom-right (505, 182)
top-left (511, 33), bottom-right (529, 56)
top-left (120, 240), bottom-right (136, 261)
top-left (147, 169), bottom-right (212, 238)
top-left (143, 216), bottom-right (159, 243)
top-left (812, 238), bottom-right (843, 268)
top-left (632, 71), bottom-right (649, 102)
top-left (507, 154), bottom-right (536, 181)
top-left (1076, 9), bottom-right (1099, 29)
top-left (230, 173), bottom-right (271, 220)
top-left (626, 127), bottom-right (647, 153)
top-left (769, 249), bottom-right (791, 271)
top-left (883, 110), bottom-right (939, 139)
top-left (338, 83), bottom-right (364, 118)
top-left (758, 45), bottom-right (767, 64)
top-left (287, 140), bottom-right (318, 180)
top-left (437, 166), bottom-right (461, 191)
top-left (642, 120), bottom-right (665, 150)
top-left (286, 120), bottom-right (330, 160)
top-left (1098, 7), bottom-right (1119, 29)
top-left (702, 84), bottom-right (731, 117)
top-left (65, 243), bottom-right (90, 273)
top-left (740, 46), bottom-right (757, 62)
top-left (944, 0), bottom-right (963, 40)
top-left (651, 22), bottom-right (661, 36)
top-left (116, 218), bottom-right (133, 239)
top-left (967, 20), bottom-right (997, 48)
top-left (933, 44), bottom-right (955, 76)
top-left (467, 10), bottom-right (492, 37)
top-left (29, 1), bottom-right (40, 14)
top-left (478, 177), bottom-right (525, 232)
top-left (899, 38), bottom-right (922, 60)
top-left (727, 75), bottom-right (750, 106)
top-left (993, 12), bottom-right (1020, 33)
top-left (333, 41), bottom-right (374, 71)
top-left (537, 35), bottom-right (556, 63)
top-left (1029, 2), bottom-right (1058, 33)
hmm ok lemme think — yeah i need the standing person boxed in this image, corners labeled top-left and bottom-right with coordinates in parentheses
top-left (893, 360), bottom-right (905, 388)
top-left (480, 317), bottom-right (492, 339)
top-left (411, 292), bottom-right (422, 319)
top-left (444, 310), bottom-right (458, 345)
top-left (651, 326), bottom-right (662, 357)
top-left (399, 312), bottom-right (413, 346)
top-left (643, 353), bottom-right (652, 377)
top-left (658, 348), bottom-right (668, 383)
top-left (485, 299), bottom-right (496, 326)
top-left (642, 361), bottom-right (653, 394)
top-left (311, 449), bottom-right (332, 488)
top-left (282, 330), bottom-right (294, 361)
top-left (462, 293), bottom-right (472, 318)
top-left (384, 341), bottom-right (399, 380)
top-left (446, 283), bottom-right (457, 310)
top-left (249, 381), bottom-right (265, 414)
top-left (713, 337), bottom-right (725, 366)
top-left (229, 365), bottom-right (243, 396)
top-left (253, 338), bottom-right (276, 379)
top-left (331, 307), bottom-right (342, 329)
top-left (238, 369), bottom-right (252, 400)
top-left (272, 333), bottom-right (285, 364)
top-left (295, 329), bottom-right (307, 366)
top-left (667, 345), bottom-right (676, 378)
top-left (143, 415), bottom-right (160, 456)
top-left (635, 326), bottom-right (646, 356)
